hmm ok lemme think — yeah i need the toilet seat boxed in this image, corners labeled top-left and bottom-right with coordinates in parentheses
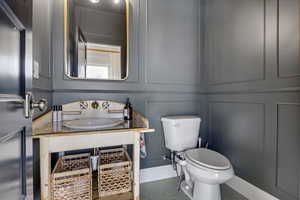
top-left (185, 148), bottom-right (231, 170)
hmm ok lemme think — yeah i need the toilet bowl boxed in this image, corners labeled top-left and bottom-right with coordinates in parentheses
top-left (161, 116), bottom-right (234, 200)
top-left (179, 148), bottom-right (234, 200)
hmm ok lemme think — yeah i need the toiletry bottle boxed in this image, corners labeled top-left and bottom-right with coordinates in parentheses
top-left (52, 105), bottom-right (58, 122)
top-left (57, 105), bottom-right (62, 122)
top-left (123, 98), bottom-right (133, 120)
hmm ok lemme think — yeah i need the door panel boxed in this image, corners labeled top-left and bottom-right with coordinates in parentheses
top-left (0, 0), bottom-right (33, 200)
top-left (0, 130), bottom-right (22, 200)
top-left (0, 3), bottom-right (21, 95)
top-left (25, 127), bottom-right (33, 199)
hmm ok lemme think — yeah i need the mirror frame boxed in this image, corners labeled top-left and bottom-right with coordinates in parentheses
top-left (63, 0), bottom-right (130, 81)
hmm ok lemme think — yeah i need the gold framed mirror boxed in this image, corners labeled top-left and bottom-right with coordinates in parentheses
top-left (64, 0), bottom-right (129, 80)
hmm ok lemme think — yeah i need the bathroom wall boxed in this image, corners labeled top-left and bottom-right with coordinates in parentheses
top-left (201, 0), bottom-right (300, 199)
top-left (32, 0), bottom-right (53, 114)
top-left (34, 0), bottom-right (300, 199)
top-left (50, 0), bottom-right (204, 169)
top-left (32, 1), bottom-right (54, 198)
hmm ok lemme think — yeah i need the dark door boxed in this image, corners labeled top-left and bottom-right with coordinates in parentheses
top-left (0, 1), bottom-right (42, 200)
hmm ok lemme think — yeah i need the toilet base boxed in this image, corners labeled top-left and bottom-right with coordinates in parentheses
top-left (193, 181), bottom-right (221, 200)
top-left (181, 181), bottom-right (221, 200)
top-left (180, 181), bottom-right (193, 199)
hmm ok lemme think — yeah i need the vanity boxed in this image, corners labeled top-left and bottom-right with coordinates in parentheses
top-left (31, 1), bottom-right (155, 199)
top-left (33, 100), bottom-right (154, 200)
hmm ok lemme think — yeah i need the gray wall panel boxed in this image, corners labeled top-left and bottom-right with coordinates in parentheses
top-left (32, 0), bottom-right (53, 115)
top-left (278, 0), bottom-right (300, 78)
top-left (33, 0), bottom-right (52, 89)
top-left (277, 104), bottom-right (300, 199)
top-left (205, 0), bottom-right (265, 85)
top-left (206, 92), bottom-right (300, 200)
top-left (209, 102), bottom-right (265, 183)
top-left (203, 0), bottom-right (300, 94)
top-left (145, 0), bottom-right (199, 85)
top-left (202, 0), bottom-right (300, 199)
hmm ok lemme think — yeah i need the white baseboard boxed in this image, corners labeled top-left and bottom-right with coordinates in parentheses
top-left (140, 165), bottom-right (177, 183)
top-left (140, 165), bottom-right (279, 200)
top-left (226, 176), bottom-right (279, 200)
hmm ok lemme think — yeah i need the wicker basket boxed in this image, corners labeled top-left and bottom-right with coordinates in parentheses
top-left (51, 153), bottom-right (92, 200)
top-left (98, 148), bottom-right (132, 198)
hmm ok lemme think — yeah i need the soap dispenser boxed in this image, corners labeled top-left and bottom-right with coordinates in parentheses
top-left (123, 98), bottom-right (133, 121)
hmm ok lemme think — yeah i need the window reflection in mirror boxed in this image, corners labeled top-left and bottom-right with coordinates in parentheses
top-left (64, 0), bottom-right (128, 80)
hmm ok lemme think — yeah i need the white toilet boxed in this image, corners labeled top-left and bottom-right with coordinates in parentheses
top-left (161, 116), bottom-right (234, 200)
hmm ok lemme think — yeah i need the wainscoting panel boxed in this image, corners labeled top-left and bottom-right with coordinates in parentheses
top-left (204, 0), bottom-right (265, 85)
top-left (32, 0), bottom-right (53, 116)
top-left (33, 0), bottom-right (52, 90)
top-left (206, 92), bottom-right (300, 200)
top-left (278, 0), bottom-right (300, 78)
top-left (276, 104), bottom-right (300, 199)
top-left (144, 0), bottom-right (200, 85)
top-left (209, 102), bottom-right (266, 183)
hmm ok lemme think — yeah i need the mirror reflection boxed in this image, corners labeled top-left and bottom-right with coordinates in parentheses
top-left (65, 0), bottom-right (128, 80)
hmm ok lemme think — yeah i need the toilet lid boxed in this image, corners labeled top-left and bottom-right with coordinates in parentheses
top-left (185, 148), bottom-right (231, 170)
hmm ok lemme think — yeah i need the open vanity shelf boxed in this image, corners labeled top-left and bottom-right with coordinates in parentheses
top-left (33, 100), bottom-right (154, 200)
top-left (51, 147), bottom-right (133, 200)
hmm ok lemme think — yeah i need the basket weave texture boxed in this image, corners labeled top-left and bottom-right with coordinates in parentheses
top-left (51, 153), bottom-right (92, 200)
top-left (98, 148), bottom-right (132, 198)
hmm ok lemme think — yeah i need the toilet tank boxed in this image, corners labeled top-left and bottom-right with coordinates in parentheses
top-left (161, 116), bottom-right (201, 152)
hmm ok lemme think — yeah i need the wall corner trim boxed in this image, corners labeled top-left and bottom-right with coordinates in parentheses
top-left (140, 165), bottom-right (279, 200)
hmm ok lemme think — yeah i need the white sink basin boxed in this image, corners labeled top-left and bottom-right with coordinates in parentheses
top-left (63, 118), bottom-right (124, 130)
